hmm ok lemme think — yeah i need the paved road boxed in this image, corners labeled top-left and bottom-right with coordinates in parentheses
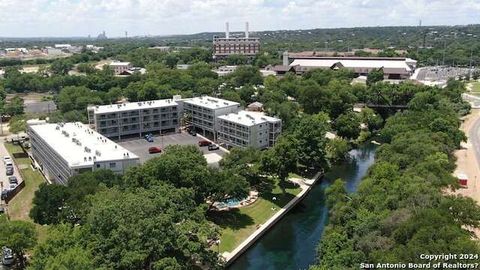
top-left (469, 114), bottom-right (480, 165)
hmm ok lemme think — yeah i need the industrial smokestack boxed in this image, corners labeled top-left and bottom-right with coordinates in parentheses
top-left (245, 22), bottom-right (249, 38)
top-left (283, 51), bottom-right (289, 66)
top-left (226, 22), bottom-right (230, 39)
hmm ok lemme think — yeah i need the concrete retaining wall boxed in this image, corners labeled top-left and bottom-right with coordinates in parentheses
top-left (224, 172), bottom-right (323, 266)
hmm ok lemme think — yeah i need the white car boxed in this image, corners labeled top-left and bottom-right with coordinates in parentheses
top-left (3, 156), bottom-right (11, 164)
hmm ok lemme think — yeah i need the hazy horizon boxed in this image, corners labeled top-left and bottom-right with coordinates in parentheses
top-left (0, 0), bottom-right (479, 38)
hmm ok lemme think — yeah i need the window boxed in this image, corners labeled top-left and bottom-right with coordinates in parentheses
top-left (96, 164), bottom-right (101, 168)
top-left (109, 162), bottom-right (116, 168)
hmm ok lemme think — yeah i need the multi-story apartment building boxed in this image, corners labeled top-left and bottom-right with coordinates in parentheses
top-left (87, 99), bottom-right (180, 139)
top-left (217, 110), bottom-right (282, 149)
top-left (28, 122), bottom-right (139, 185)
top-left (213, 22), bottom-right (260, 61)
top-left (109, 62), bottom-right (132, 75)
top-left (181, 96), bottom-right (240, 139)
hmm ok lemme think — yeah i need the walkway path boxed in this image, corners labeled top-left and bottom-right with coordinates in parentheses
top-left (453, 109), bottom-right (480, 237)
top-left (222, 171), bottom-right (323, 266)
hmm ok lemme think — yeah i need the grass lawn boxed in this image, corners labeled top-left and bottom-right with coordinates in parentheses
top-left (470, 81), bottom-right (480, 93)
top-left (209, 179), bottom-right (302, 253)
top-left (4, 142), bottom-right (49, 242)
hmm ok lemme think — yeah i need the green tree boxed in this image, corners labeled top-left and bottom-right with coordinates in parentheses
top-left (334, 112), bottom-right (361, 140)
top-left (28, 224), bottom-right (93, 270)
top-left (50, 59), bottom-right (74, 75)
top-left (0, 217), bottom-right (37, 268)
top-left (366, 68), bottom-right (384, 86)
top-left (5, 96), bottom-right (24, 116)
top-left (360, 107), bottom-right (383, 131)
top-left (84, 186), bottom-right (220, 269)
top-left (30, 183), bottom-right (70, 225)
top-left (9, 115), bottom-right (27, 134)
top-left (326, 138), bottom-right (350, 164)
top-left (228, 66), bottom-right (263, 87)
top-left (260, 135), bottom-right (298, 193)
top-left (293, 113), bottom-right (330, 169)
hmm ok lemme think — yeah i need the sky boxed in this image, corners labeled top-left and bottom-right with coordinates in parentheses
top-left (1, 0), bottom-right (480, 37)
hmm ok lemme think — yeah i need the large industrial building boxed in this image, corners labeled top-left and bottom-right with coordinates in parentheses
top-left (87, 98), bottom-right (180, 139)
top-left (213, 22), bottom-right (260, 60)
top-left (283, 54), bottom-right (417, 79)
top-left (217, 111), bottom-right (282, 149)
top-left (28, 122), bottom-right (139, 184)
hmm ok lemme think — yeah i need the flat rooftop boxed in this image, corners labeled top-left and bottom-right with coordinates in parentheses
top-left (90, 99), bottom-right (178, 114)
top-left (109, 62), bottom-right (131, 66)
top-left (183, 96), bottom-right (240, 110)
top-left (218, 110), bottom-right (280, 127)
top-left (29, 122), bottom-right (138, 168)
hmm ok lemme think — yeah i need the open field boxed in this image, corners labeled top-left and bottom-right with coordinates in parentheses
top-left (209, 179), bottom-right (301, 253)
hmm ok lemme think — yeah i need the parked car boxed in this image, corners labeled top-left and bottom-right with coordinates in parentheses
top-left (1, 190), bottom-right (9, 200)
top-left (8, 176), bottom-right (17, 184)
top-left (144, 134), bottom-right (154, 142)
top-left (198, 140), bottom-right (212, 147)
top-left (2, 247), bottom-right (14, 266)
top-left (9, 184), bottom-right (16, 190)
top-left (6, 166), bottom-right (14, 176)
top-left (148, 147), bottom-right (162, 154)
top-left (4, 160), bottom-right (12, 167)
top-left (3, 156), bottom-right (11, 164)
top-left (188, 129), bottom-right (197, 136)
top-left (208, 144), bottom-right (220, 151)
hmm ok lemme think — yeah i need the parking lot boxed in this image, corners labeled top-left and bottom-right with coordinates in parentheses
top-left (0, 143), bottom-right (23, 202)
top-left (117, 131), bottom-right (228, 165)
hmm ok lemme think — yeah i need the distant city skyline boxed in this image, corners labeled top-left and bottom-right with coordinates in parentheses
top-left (0, 0), bottom-right (479, 37)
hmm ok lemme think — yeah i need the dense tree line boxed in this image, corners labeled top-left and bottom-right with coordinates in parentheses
top-left (27, 146), bottom-right (251, 269)
top-left (311, 80), bottom-right (480, 269)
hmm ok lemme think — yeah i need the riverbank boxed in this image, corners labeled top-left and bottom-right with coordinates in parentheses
top-left (228, 144), bottom-right (377, 270)
top-left (222, 171), bottom-right (323, 266)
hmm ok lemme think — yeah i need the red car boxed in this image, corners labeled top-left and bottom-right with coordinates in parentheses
top-left (148, 147), bottom-right (162, 154)
top-left (198, 140), bottom-right (212, 147)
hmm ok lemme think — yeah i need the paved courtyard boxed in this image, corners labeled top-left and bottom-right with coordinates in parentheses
top-left (117, 131), bottom-right (228, 165)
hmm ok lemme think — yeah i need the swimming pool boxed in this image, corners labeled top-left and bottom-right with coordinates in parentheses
top-left (225, 198), bottom-right (242, 207)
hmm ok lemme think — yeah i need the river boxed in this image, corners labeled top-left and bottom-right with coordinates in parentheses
top-left (228, 143), bottom-right (377, 270)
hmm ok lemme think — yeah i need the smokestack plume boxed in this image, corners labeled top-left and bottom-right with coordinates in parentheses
top-left (245, 22), bottom-right (249, 38)
top-left (226, 22), bottom-right (230, 39)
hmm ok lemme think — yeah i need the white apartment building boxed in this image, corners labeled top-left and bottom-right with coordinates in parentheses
top-left (109, 62), bottom-right (132, 75)
top-left (87, 99), bottom-right (180, 139)
top-left (181, 96), bottom-right (241, 139)
top-left (217, 111), bottom-right (282, 149)
top-left (28, 122), bottom-right (139, 185)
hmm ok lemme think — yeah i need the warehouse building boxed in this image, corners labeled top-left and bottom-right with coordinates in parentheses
top-left (217, 111), bottom-right (282, 149)
top-left (287, 56), bottom-right (417, 79)
top-left (87, 99), bottom-right (180, 139)
top-left (28, 122), bottom-right (139, 184)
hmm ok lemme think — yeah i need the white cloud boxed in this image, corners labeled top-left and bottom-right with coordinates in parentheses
top-left (0, 0), bottom-right (478, 37)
